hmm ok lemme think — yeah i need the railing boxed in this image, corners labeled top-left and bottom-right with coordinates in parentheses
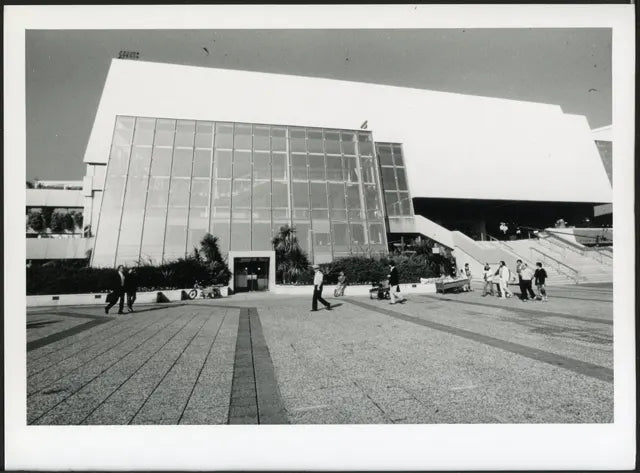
top-left (540, 232), bottom-right (612, 264)
top-left (529, 247), bottom-right (581, 283)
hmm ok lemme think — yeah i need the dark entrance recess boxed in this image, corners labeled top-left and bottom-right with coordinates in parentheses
top-left (412, 197), bottom-right (604, 240)
top-left (233, 257), bottom-right (270, 292)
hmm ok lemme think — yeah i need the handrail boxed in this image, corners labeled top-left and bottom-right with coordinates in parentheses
top-left (529, 247), bottom-right (580, 283)
top-left (540, 232), bottom-right (612, 264)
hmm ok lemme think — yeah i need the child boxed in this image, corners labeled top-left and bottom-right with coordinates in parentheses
top-left (534, 262), bottom-right (548, 302)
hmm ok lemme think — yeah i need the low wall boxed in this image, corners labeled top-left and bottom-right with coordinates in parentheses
top-left (26, 287), bottom-right (229, 308)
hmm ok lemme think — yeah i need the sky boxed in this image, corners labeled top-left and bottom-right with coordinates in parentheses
top-left (25, 28), bottom-right (611, 181)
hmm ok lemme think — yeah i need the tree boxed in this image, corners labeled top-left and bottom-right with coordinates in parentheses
top-left (198, 233), bottom-right (231, 285)
top-left (272, 224), bottom-right (311, 284)
top-left (26, 180), bottom-right (34, 189)
top-left (50, 211), bottom-right (66, 233)
top-left (199, 233), bottom-right (223, 264)
top-left (27, 210), bottom-right (45, 233)
top-left (71, 210), bottom-right (84, 230)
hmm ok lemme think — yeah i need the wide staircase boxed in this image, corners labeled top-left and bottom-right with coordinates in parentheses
top-left (411, 216), bottom-right (612, 285)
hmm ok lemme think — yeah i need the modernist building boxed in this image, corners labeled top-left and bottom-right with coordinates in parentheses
top-left (73, 59), bottom-right (611, 289)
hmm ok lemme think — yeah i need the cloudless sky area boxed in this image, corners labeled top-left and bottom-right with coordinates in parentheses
top-left (26, 28), bottom-right (611, 181)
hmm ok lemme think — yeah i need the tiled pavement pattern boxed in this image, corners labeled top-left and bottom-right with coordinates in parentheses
top-left (27, 283), bottom-right (613, 424)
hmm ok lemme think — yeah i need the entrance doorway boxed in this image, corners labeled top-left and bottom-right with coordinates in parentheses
top-left (233, 257), bottom-right (270, 292)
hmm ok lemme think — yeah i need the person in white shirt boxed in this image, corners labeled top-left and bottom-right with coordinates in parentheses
top-left (519, 263), bottom-right (536, 301)
top-left (311, 264), bottom-right (331, 312)
top-left (498, 261), bottom-right (512, 299)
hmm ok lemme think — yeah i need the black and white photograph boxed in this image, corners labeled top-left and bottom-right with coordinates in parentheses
top-left (4, 4), bottom-right (635, 471)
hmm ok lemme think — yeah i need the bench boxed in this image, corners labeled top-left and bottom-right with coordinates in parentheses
top-left (435, 278), bottom-right (469, 294)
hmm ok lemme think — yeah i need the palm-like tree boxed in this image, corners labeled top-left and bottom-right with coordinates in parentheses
top-left (272, 224), bottom-right (310, 283)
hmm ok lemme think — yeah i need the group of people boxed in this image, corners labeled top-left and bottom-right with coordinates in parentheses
top-left (105, 265), bottom-right (138, 315)
top-left (481, 260), bottom-right (548, 302)
top-left (310, 262), bottom-right (407, 312)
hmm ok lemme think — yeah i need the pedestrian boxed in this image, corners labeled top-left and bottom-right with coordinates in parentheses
top-left (125, 267), bottom-right (138, 312)
top-left (334, 271), bottom-right (347, 297)
top-left (498, 261), bottom-right (512, 299)
top-left (519, 263), bottom-right (536, 301)
top-left (105, 265), bottom-right (127, 314)
top-left (310, 264), bottom-right (331, 312)
top-left (515, 259), bottom-right (524, 299)
top-left (464, 263), bottom-right (473, 291)
top-left (482, 263), bottom-right (494, 296)
top-left (534, 262), bottom-right (549, 302)
top-left (389, 263), bottom-right (406, 304)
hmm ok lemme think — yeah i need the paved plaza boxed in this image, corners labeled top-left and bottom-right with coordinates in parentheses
top-left (26, 283), bottom-right (613, 425)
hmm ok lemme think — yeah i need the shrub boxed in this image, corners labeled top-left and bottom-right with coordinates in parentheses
top-left (27, 210), bottom-right (45, 233)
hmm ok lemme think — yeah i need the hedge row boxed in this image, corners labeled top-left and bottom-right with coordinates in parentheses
top-left (26, 258), bottom-right (230, 295)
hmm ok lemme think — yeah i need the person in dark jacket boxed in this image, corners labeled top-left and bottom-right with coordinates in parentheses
top-left (106, 265), bottom-right (127, 314)
top-left (388, 264), bottom-right (406, 304)
top-left (125, 268), bottom-right (138, 312)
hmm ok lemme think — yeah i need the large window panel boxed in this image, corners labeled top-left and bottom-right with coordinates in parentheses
top-left (116, 208), bottom-right (145, 266)
top-left (292, 181), bottom-right (309, 209)
top-left (193, 149), bottom-right (212, 178)
top-left (146, 177), bottom-right (170, 208)
top-left (171, 148), bottom-right (193, 177)
top-left (215, 123), bottom-right (234, 149)
top-left (324, 131), bottom-right (341, 154)
top-left (253, 125), bottom-right (270, 151)
top-left (212, 179), bottom-right (231, 208)
top-left (385, 191), bottom-right (400, 216)
top-left (364, 185), bottom-right (383, 219)
top-left (368, 222), bottom-right (386, 245)
top-left (188, 207), bottom-right (209, 252)
top-left (341, 132), bottom-right (356, 155)
top-left (252, 180), bottom-right (271, 209)
top-left (150, 147), bottom-right (173, 176)
top-left (234, 123), bottom-right (252, 150)
top-left (398, 191), bottom-right (412, 215)
top-left (195, 121), bottom-right (213, 148)
top-left (332, 222), bottom-right (349, 252)
top-left (271, 181), bottom-right (289, 209)
top-left (344, 156), bottom-right (359, 183)
top-left (139, 207), bottom-right (166, 265)
top-left (190, 179), bottom-right (210, 207)
top-left (308, 154), bottom-right (326, 181)
top-left (129, 146), bottom-right (152, 177)
top-left (392, 145), bottom-right (404, 166)
top-left (164, 207), bottom-right (189, 261)
top-left (232, 180), bottom-right (251, 209)
top-left (213, 150), bottom-right (232, 179)
top-left (271, 153), bottom-right (288, 180)
top-left (174, 120), bottom-right (195, 148)
top-left (133, 118), bottom-right (155, 146)
top-left (347, 184), bottom-right (363, 221)
top-left (349, 223), bottom-right (366, 247)
top-left (312, 219), bottom-right (331, 259)
top-left (210, 219), bottom-right (230, 255)
top-left (108, 145), bottom-right (131, 176)
top-left (230, 218), bottom-right (251, 250)
top-left (310, 182), bottom-right (328, 209)
top-left (252, 222), bottom-right (272, 251)
top-left (168, 179), bottom-right (190, 207)
top-left (377, 144), bottom-right (394, 166)
top-left (233, 150), bottom-right (252, 180)
top-left (358, 133), bottom-right (373, 156)
top-left (396, 167), bottom-right (408, 191)
top-left (290, 128), bottom-right (307, 153)
top-left (328, 182), bottom-right (346, 210)
top-left (291, 153), bottom-right (308, 181)
top-left (293, 222), bottom-right (311, 254)
top-left (325, 155), bottom-right (343, 181)
top-left (92, 175), bottom-right (125, 267)
top-left (360, 157), bottom-right (376, 184)
top-left (113, 116), bottom-right (135, 146)
top-left (381, 167), bottom-right (397, 190)
top-left (271, 127), bottom-right (287, 152)
top-left (307, 130), bottom-right (324, 154)
top-left (253, 151), bottom-right (270, 180)
top-left (154, 119), bottom-right (175, 147)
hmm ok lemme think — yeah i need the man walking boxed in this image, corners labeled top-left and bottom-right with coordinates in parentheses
top-left (310, 264), bottom-right (331, 312)
top-left (519, 263), bottom-right (536, 301)
top-left (482, 263), bottom-right (494, 296)
top-left (125, 267), bottom-right (138, 312)
top-left (464, 263), bottom-right (473, 291)
top-left (515, 259), bottom-right (524, 299)
top-left (388, 263), bottom-right (406, 304)
top-left (106, 265), bottom-right (127, 314)
top-left (534, 262), bottom-right (549, 302)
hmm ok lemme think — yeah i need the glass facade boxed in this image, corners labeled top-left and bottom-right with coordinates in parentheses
top-left (91, 116), bottom-right (389, 267)
top-left (376, 142), bottom-right (414, 219)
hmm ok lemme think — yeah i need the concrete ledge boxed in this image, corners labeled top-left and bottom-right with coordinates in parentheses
top-left (26, 287), bottom-right (229, 307)
top-left (272, 283), bottom-right (436, 296)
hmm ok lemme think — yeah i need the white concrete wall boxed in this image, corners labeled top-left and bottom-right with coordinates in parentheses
top-left (84, 60), bottom-right (612, 205)
top-left (26, 189), bottom-right (84, 208)
top-left (26, 237), bottom-right (92, 260)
